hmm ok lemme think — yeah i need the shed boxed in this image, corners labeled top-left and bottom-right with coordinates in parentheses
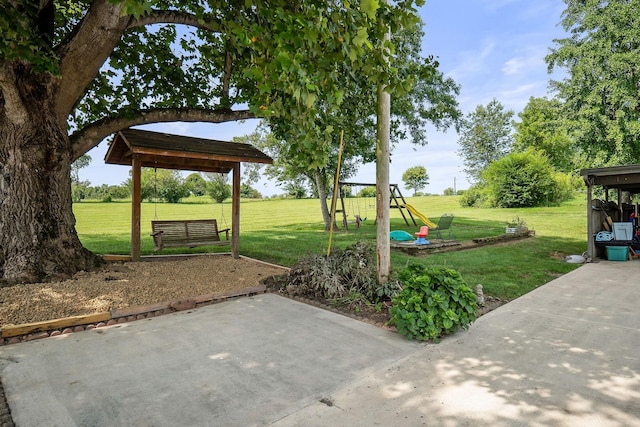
top-left (581, 164), bottom-right (640, 259)
top-left (105, 128), bottom-right (273, 260)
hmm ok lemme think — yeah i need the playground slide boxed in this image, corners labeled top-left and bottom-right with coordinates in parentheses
top-left (403, 204), bottom-right (438, 228)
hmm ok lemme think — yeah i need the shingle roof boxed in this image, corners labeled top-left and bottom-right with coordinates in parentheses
top-left (105, 128), bottom-right (272, 173)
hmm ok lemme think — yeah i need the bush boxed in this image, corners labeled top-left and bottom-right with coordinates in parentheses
top-left (358, 187), bottom-right (377, 198)
top-left (389, 264), bottom-right (477, 341)
top-left (283, 242), bottom-right (400, 304)
top-left (459, 184), bottom-right (485, 207)
top-left (481, 149), bottom-right (573, 208)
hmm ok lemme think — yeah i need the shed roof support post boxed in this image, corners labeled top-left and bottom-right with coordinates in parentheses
top-left (232, 162), bottom-right (240, 258)
top-left (131, 154), bottom-right (142, 261)
top-left (586, 179), bottom-right (594, 259)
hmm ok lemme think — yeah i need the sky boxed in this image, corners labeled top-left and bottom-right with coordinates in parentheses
top-left (79, 0), bottom-right (569, 197)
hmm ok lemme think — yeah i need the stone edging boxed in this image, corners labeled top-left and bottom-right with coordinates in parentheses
top-left (0, 285), bottom-right (266, 346)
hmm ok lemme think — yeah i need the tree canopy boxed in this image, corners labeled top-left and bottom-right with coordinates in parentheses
top-left (402, 166), bottom-right (429, 196)
top-left (243, 19), bottom-right (460, 229)
top-left (0, 0), bottom-right (424, 283)
top-left (457, 99), bottom-right (514, 182)
top-left (512, 97), bottom-right (576, 173)
top-left (546, 0), bottom-right (640, 165)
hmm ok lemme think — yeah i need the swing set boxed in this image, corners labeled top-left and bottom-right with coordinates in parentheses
top-left (337, 181), bottom-right (416, 230)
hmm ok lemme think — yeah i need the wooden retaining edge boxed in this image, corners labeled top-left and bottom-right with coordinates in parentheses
top-left (1, 285), bottom-right (267, 341)
top-left (472, 230), bottom-right (535, 244)
top-left (239, 255), bottom-right (291, 271)
top-left (1, 312), bottom-right (111, 339)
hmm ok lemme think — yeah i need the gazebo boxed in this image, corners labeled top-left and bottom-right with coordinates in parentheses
top-left (105, 128), bottom-right (273, 260)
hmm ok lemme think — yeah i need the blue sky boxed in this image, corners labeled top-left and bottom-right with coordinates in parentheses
top-left (80, 0), bottom-right (569, 196)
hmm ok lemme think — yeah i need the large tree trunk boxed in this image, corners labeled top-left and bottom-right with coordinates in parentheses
top-left (0, 69), bottom-right (102, 284)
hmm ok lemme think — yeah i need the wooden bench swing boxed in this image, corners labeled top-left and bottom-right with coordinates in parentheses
top-left (151, 219), bottom-right (230, 251)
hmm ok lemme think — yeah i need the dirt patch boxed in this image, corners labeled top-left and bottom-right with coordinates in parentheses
top-left (0, 255), bottom-right (287, 327)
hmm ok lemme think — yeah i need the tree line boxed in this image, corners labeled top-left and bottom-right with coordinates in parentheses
top-left (72, 157), bottom-right (264, 203)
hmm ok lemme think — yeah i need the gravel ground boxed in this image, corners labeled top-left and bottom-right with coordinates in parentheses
top-left (0, 255), bottom-right (287, 327)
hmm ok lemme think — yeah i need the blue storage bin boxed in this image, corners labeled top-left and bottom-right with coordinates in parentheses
top-left (606, 246), bottom-right (628, 261)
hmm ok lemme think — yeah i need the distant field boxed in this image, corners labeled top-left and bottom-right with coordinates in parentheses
top-left (74, 194), bottom-right (588, 301)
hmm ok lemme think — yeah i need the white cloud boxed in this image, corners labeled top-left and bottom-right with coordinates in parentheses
top-left (448, 39), bottom-right (496, 80)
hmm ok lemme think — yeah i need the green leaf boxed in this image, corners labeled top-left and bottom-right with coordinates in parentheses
top-left (360, 0), bottom-right (380, 20)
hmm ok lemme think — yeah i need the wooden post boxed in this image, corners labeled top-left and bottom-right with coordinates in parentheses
top-left (586, 178), bottom-right (594, 259)
top-left (376, 18), bottom-right (391, 283)
top-left (131, 154), bottom-right (142, 261)
top-left (232, 162), bottom-right (240, 258)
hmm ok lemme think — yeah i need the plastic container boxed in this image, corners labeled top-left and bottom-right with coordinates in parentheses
top-left (612, 222), bottom-right (633, 240)
top-left (606, 245), bottom-right (628, 261)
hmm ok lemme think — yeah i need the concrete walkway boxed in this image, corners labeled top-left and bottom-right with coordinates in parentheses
top-left (1, 261), bottom-right (639, 426)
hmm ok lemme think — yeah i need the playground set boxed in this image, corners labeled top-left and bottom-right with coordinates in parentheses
top-left (336, 181), bottom-right (455, 245)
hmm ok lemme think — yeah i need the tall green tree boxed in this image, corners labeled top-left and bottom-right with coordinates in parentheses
top-left (546, 0), bottom-right (640, 164)
top-left (184, 173), bottom-right (207, 197)
top-left (71, 154), bottom-right (92, 184)
top-left (512, 97), bottom-right (576, 173)
top-left (457, 99), bottom-right (514, 182)
top-left (247, 20), bottom-right (461, 230)
top-left (402, 166), bottom-right (429, 196)
top-left (205, 173), bottom-right (231, 204)
top-left (0, 0), bottom-right (420, 282)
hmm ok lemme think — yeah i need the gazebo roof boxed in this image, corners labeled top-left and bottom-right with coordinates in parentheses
top-left (105, 128), bottom-right (273, 173)
top-left (581, 164), bottom-right (640, 193)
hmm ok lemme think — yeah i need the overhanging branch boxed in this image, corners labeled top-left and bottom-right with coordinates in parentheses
top-left (128, 10), bottom-right (222, 32)
top-left (69, 107), bottom-right (256, 161)
top-left (56, 4), bottom-right (223, 125)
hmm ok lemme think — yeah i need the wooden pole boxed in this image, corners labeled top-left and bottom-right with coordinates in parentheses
top-left (376, 17), bottom-right (391, 283)
top-left (232, 163), bottom-right (240, 258)
top-left (586, 179), bottom-right (594, 259)
top-left (131, 154), bottom-right (142, 261)
top-left (327, 130), bottom-right (345, 256)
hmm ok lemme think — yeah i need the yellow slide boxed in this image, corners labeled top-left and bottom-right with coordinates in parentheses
top-left (403, 204), bottom-right (438, 228)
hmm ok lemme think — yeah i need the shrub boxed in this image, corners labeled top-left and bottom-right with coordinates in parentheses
top-left (283, 242), bottom-right (400, 304)
top-left (459, 184), bottom-right (485, 207)
top-left (481, 149), bottom-right (573, 208)
top-left (358, 187), bottom-right (377, 198)
top-left (389, 264), bottom-right (477, 341)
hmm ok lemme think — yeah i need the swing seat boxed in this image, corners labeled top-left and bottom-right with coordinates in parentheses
top-left (151, 219), bottom-right (230, 251)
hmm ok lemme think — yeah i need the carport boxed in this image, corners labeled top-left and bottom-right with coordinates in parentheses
top-left (581, 164), bottom-right (640, 259)
top-left (105, 128), bottom-right (273, 260)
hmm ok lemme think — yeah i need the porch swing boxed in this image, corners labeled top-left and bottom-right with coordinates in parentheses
top-left (150, 168), bottom-right (231, 251)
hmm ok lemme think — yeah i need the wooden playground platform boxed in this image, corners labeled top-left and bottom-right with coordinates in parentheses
top-left (392, 229), bottom-right (535, 256)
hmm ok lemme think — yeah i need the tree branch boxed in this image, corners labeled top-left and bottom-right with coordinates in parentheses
top-left (127, 10), bottom-right (222, 32)
top-left (0, 67), bottom-right (27, 124)
top-left (69, 107), bottom-right (256, 161)
top-left (55, 5), bottom-right (223, 126)
top-left (55, 0), bottom-right (130, 124)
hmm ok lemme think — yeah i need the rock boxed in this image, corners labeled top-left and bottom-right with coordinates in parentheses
top-left (475, 284), bottom-right (485, 306)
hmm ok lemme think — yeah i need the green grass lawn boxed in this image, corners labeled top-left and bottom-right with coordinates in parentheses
top-left (74, 194), bottom-right (588, 301)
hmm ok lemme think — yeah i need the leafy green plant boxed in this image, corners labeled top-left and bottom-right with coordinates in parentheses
top-left (481, 149), bottom-right (573, 208)
top-left (284, 241), bottom-right (400, 304)
top-left (389, 264), bottom-right (477, 341)
top-left (506, 216), bottom-right (527, 229)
